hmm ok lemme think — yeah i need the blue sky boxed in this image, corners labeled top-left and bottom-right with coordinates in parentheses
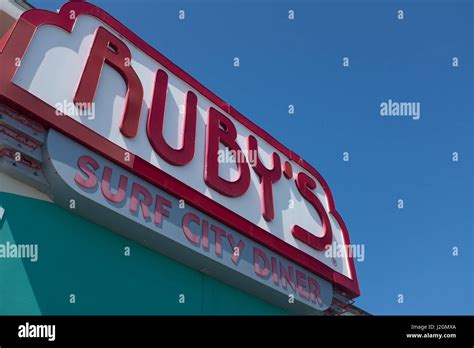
top-left (30, 0), bottom-right (473, 315)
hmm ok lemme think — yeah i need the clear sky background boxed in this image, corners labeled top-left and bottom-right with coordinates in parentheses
top-left (30, 0), bottom-right (473, 315)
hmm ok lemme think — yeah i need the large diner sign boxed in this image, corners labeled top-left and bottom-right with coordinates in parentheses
top-left (43, 129), bottom-right (333, 313)
top-left (0, 2), bottom-right (360, 310)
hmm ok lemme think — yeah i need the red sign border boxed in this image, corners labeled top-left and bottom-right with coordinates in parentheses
top-left (0, 1), bottom-right (360, 298)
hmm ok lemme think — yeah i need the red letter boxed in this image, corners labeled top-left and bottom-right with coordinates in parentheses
top-left (308, 277), bottom-right (324, 306)
top-left (74, 155), bottom-right (99, 189)
top-left (147, 69), bottom-right (197, 166)
top-left (74, 26), bottom-right (143, 138)
top-left (295, 270), bottom-right (310, 300)
top-left (154, 194), bottom-right (172, 225)
top-left (204, 107), bottom-right (250, 197)
top-left (271, 256), bottom-right (279, 285)
top-left (247, 135), bottom-right (281, 221)
top-left (227, 233), bottom-right (245, 265)
top-left (202, 220), bottom-right (210, 250)
top-left (182, 212), bottom-right (200, 245)
top-left (253, 247), bottom-right (270, 277)
top-left (279, 262), bottom-right (296, 291)
top-left (101, 166), bottom-right (128, 203)
top-left (129, 183), bottom-right (152, 220)
top-left (291, 172), bottom-right (333, 251)
top-left (211, 225), bottom-right (226, 257)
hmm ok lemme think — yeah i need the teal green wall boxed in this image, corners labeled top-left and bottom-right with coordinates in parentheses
top-left (0, 192), bottom-right (287, 315)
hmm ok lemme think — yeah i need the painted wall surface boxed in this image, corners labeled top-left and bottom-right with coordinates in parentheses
top-left (0, 192), bottom-right (287, 315)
